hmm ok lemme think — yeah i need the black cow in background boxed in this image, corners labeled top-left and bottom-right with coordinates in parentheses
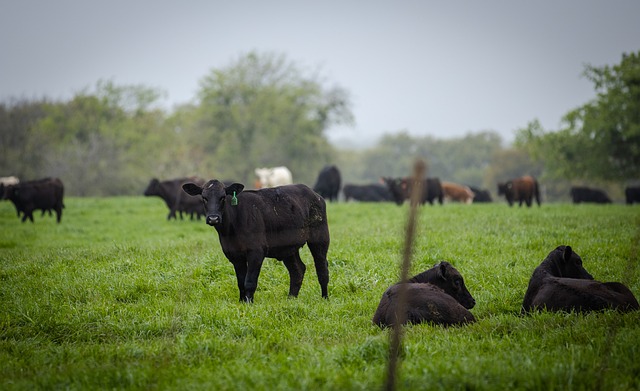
top-left (183, 180), bottom-right (330, 303)
top-left (313, 165), bottom-right (341, 202)
top-left (144, 177), bottom-right (205, 220)
top-left (570, 186), bottom-right (612, 204)
top-left (497, 175), bottom-right (540, 207)
top-left (382, 176), bottom-right (444, 206)
top-left (468, 186), bottom-right (492, 203)
top-left (626, 186), bottom-right (640, 204)
top-left (342, 183), bottom-right (394, 202)
top-left (4, 177), bottom-right (65, 223)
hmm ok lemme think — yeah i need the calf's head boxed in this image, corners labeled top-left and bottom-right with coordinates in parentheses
top-left (182, 180), bottom-right (244, 226)
top-left (546, 245), bottom-right (594, 280)
top-left (421, 261), bottom-right (476, 309)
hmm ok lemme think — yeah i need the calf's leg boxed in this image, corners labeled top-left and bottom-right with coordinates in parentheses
top-left (308, 241), bottom-right (330, 298)
top-left (282, 251), bottom-right (306, 297)
top-left (243, 252), bottom-right (265, 302)
top-left (232, 261), bottom-right (248, 302)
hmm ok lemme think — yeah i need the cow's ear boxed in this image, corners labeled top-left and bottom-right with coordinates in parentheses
top-left (182, 183), bottom-right (202, 196)
top-left (226, 183), bottom-right (244, 195)
top-left (562, 246), bottom-right (573, 263)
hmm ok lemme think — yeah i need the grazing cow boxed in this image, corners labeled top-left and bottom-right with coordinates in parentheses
top-left (442, 181), bottom-right (475, 204)
top-left (254, 166), bottom-right (293, 188)
top-left (313, 165), bottom-right (341, 202)
top-left (183, 180), bottom-right (330, 302)
top-left (342, 183), bottom-right (394, 202)
top-left (372, 262), bottom-right (476, 328)
top-left (382, 177), bottom-right (444, 206)
top-left (468, 186), bottom-right (492, 203)
top-left (144, 177), bottom-right (205, 220)
top-left (497, 175), bottom-right (540, 207)
top-left (521, 245), bottom-right (639, 313)
top-left (626, 186), bottom-right (640, 205)
top-left (570, 186), bottom-right (612, 204)
top-left (4, 177), bottom-right (65, 223)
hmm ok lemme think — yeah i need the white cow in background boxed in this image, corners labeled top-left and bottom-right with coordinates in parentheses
top-left (0, 176), bottom-right (19, 186)
top-left (254, 166), bottom-right (293, 188)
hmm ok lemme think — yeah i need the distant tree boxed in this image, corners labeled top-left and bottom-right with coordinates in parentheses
top-left (518, 52), bottom-right (640, 181)
top-left (351, 130), bottom-right (504, 188)
top-left (8, 81), bottom-right (170, 196)
top-left (358, 131), bottom-right (422, 181)
top-left (193, 51), bottom-right (353, 185)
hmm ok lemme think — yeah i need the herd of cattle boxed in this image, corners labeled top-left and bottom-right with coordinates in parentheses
top-left (2, 166), bottom-right (640, 224)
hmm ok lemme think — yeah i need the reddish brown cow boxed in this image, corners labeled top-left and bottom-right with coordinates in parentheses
top-left (442, 182), bottom-right (475, 204)
top-left (497, 175), bottom-right (541, 207)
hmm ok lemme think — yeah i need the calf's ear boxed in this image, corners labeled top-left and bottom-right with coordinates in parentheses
top-left (437, 262), bottom-right (448, 280)
top-left (562, 246), bottom-right (573, 263)
top-left (226, 183), bottom-right (245, 195)
top-left (182, 183), bottom-right (202, 196)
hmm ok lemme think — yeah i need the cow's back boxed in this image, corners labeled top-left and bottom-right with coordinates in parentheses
top-left (228, 184), bottom-right (328, 249)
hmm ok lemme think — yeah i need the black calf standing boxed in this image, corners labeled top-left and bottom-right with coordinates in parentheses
top-left (183, 180), bottom-right (330, 303)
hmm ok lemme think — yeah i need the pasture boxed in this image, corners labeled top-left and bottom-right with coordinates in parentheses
top-left (1, 197), bottom-right (639, 390)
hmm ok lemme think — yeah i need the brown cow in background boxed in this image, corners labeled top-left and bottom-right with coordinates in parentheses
top-left (442, 182), bottom-right (475, 204)
top-left (497, 175), bottom-right (540, 207)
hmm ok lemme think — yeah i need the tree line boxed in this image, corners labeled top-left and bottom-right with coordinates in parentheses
top-left (1, 51), bottom-right (638, 201)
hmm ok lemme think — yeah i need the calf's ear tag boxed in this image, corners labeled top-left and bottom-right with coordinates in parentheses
top-left (231, 191), bottom-right (238, 206)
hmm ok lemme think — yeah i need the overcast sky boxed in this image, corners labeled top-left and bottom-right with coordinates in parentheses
top-left (1, 1), bottom-right (639, 146)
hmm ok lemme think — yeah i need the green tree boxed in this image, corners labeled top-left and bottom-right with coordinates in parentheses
top-left (519, 51), bottom-right (640, 181)
top-left (193, 51), bottom-right (353, 185)
top-left (0, 99), bottom-right (52, 179)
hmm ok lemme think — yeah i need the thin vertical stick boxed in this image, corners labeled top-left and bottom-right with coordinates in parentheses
top-left (385, 159), bottom-right (426, 391)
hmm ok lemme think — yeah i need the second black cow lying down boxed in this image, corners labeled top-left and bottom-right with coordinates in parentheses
top-left (522, 245), bottom-right (639, 313)
top-left (372, 262), bottom-right (476, 328)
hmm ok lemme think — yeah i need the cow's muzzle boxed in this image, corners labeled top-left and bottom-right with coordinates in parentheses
top-left (206, 215), bottom-right (221, 226)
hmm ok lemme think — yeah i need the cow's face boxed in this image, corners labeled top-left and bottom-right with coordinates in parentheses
top-left (433, 261), bottom-right (476, 309)
top-left (555, 245), bottom-right (594, 280)
top-left (182, 180), bottom-right (244, 226)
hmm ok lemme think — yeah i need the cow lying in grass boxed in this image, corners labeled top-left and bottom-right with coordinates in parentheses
top-left (522, 245), bottom-right (639, 313)
top-left (372, 262), bottom-right (476, 328)
top-left (183, 180), bottom-right (330, 303)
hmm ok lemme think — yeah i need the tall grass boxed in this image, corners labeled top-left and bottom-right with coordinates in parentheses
top-left (1, 197), bottom-right (639, 390)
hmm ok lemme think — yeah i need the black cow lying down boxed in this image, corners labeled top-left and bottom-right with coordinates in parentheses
top-left (522, 245), bottom-right (639, 313)
top-left (183, 180), bottom-right (330, 302)
top-left (372, 262), bottom-right (476, 328)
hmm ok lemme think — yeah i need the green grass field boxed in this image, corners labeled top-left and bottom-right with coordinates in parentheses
top-left (1, 197), bottom-right (639, 390)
